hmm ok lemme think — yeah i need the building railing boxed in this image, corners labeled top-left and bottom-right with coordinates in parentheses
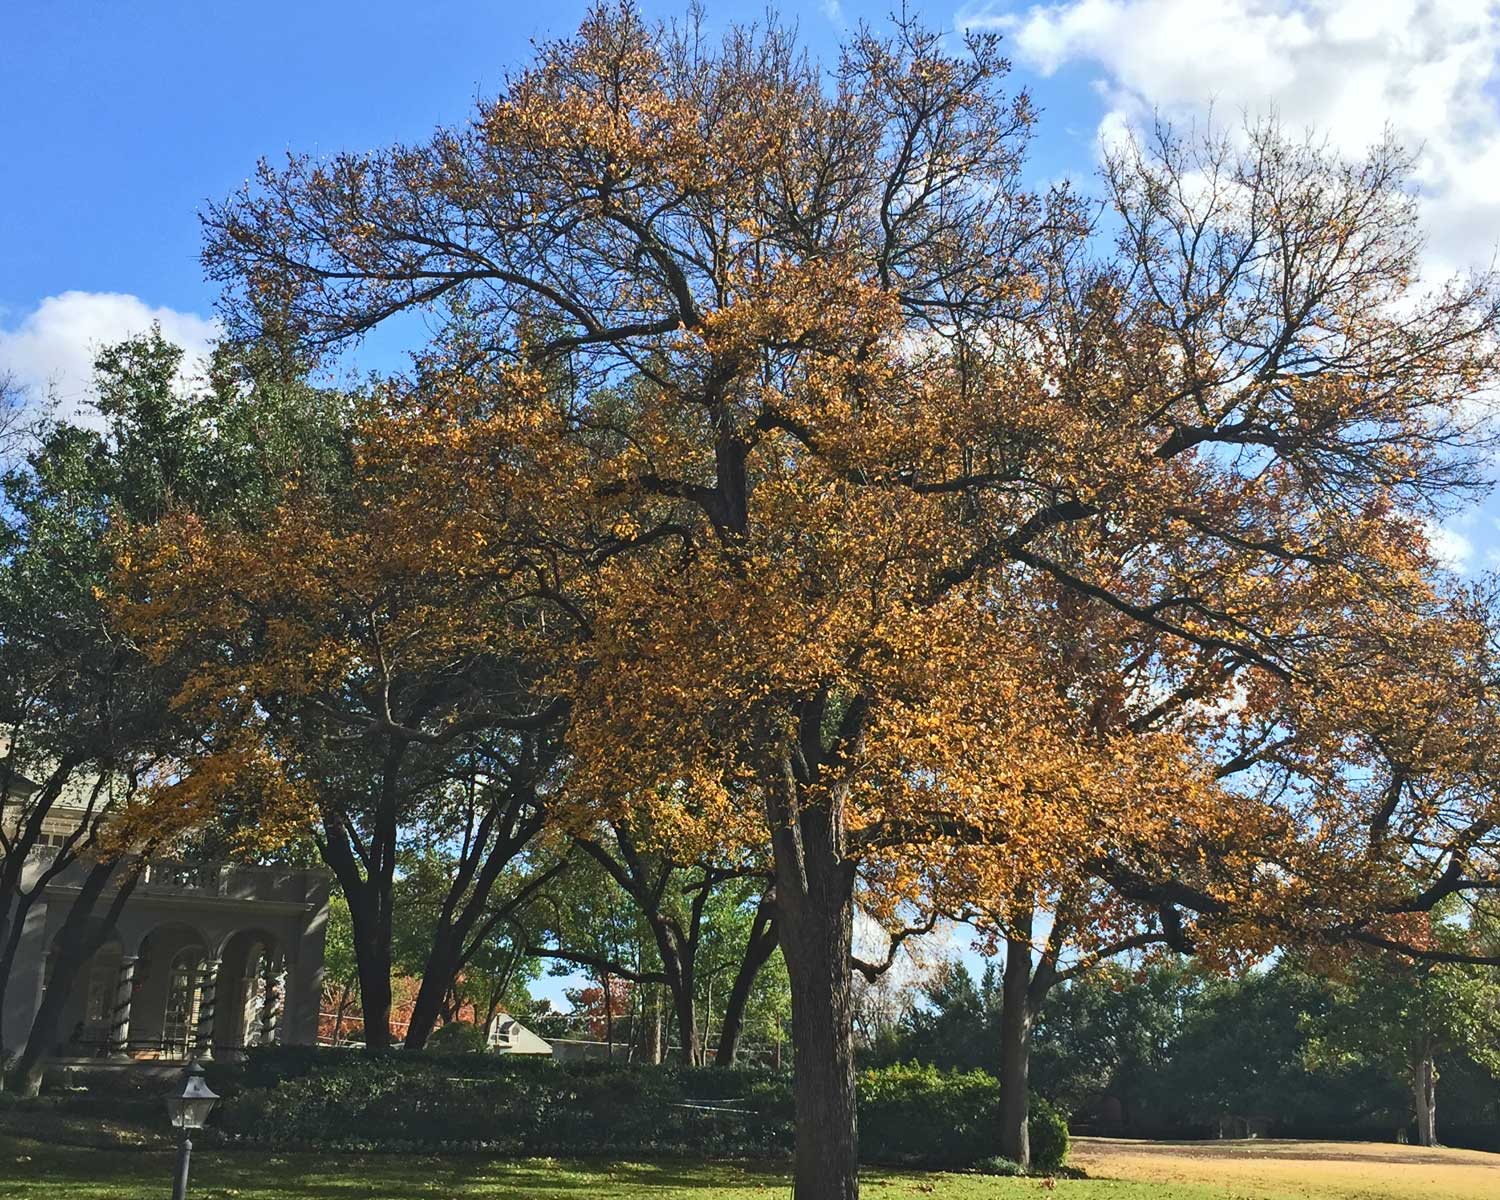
top-left (30, 852), bottom-right (325, 904)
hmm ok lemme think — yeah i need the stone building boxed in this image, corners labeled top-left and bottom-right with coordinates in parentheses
top-left (3, 779), bottom-right (330, 1064)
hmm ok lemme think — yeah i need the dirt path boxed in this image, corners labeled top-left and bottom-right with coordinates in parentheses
top-left (1071, 1136), bottom-right (1500, 1200)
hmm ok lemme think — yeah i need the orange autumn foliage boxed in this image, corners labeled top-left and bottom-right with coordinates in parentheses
top-left (112, 7), bottom-right (1500, 1196)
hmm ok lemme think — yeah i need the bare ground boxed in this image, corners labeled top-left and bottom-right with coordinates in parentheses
top-left (1071, 1136), bottom-right (1500, 1200)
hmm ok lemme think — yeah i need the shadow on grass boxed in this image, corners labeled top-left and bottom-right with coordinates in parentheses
top-left (2, 1137), bottom-right (801, 1198)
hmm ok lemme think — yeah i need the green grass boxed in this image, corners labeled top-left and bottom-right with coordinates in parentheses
top-left (0, 1134), bottom-right (1150, 1200)
top-left (5, 1132), bottom-right (1500, 1199)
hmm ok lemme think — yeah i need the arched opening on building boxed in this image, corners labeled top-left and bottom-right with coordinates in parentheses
top-left (135, 923), bottom-right (210, 1059)
top-left (43, 929), bottom-right (123, 1058)
top-left (216, 928), bottom-right (286, 1053)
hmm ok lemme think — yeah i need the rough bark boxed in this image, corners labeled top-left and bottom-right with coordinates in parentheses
top-left (778, 846), bottom-right (857, 1199)
top-left (772, 754), bottom-right (860, 1200)
top-left (349, 896), bottom-right (394, 1052)
top-left (668, 949), bottom-right (699, 1065)
top-left (315, 756), bottom-right (402, 1053)
top-left (997, 930), bottom-right (1037, 1168)
top-left (1413, 1049), bottom-right (1438, 1147)
top-left (401, 927), bottom-right (457, 1051)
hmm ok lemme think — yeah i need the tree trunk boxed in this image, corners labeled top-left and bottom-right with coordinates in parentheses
top-left (0, 905), bottom-right (29, 1078)
top-left (401, 929), bottom-right (457, 1051)
top-left (669, 960), bottom-right (700, 1065)
top-left (401, 805), bottom-right (548, 1051)
top-left (701, 975), bottom-right (714, 1059)
top-left (13, 858), bottom-right (134, 1096)
top-left (1413, 1050), bottom-right (1437, 1147)
top-left (716, 901), bottom-right (778, 1067)
top-left (603, 972), bottom-right (614, 1061)
top-left (317, 794), bottom-right (397, 1053)
top-left (775, 799), bottom-right (859, 1200)
top-left (331, 985), bottom-right (353, 1046)
top-left (997, 931), bottom-right (1035, 1168)
top-left (350, 902), bottom-right (393, 1051)
top-left (650, 987), bottom-right (664, 1065)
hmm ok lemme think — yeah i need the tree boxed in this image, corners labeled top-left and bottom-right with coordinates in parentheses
top-left (116, 409), bottom-right (570, 1049)
top-left (170, 6), bottom-right (1500, 1196)
top-left (1155, 964), bottom-right (1402, 1137)
top-left (0, 329), bottom-right (345, 1092)
top-left (1308, 910), bottom-right (1500, 1146)
top-left (390, 842), bottom-right (559, 1042)
top-left (1033, 961), bottom-right (1192, 1131)
top-left (550, 821), bottom-right (775, 1065)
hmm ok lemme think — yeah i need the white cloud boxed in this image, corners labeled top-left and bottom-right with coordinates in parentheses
top-left (0, 292), bottom-right (219, 425)
top-left (957, 0), bottom-right (1500, 276)
top-left (822, 0), bottom-right (845, 23)
top-left (1424, 518), bottom-right (1473, 571)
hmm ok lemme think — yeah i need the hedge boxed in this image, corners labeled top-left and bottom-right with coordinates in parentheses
top-left (211, 1049), bottom-right (1068, 1171)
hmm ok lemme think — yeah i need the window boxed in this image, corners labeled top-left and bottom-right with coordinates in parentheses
top-left (164, 950), bottom-right (205, 1055)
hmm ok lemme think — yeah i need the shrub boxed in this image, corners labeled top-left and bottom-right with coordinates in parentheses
top-left (857, 1062), bottom-right (1000, 1167)
top-left (213, 1052), bottom-right (1066, 1170)
top-left (853, 1062), bottom-right (1067, 1171)
top-left (426, 1021), bottom-right (490, 1055)
top-left (975, 1156), bottom-right (1025, 1176)
top-left (1028, 1096), bottom-right (1070, 1172)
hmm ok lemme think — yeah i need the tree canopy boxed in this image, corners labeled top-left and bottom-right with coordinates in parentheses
top-left (110, 6), bottom-right (1500, 1196)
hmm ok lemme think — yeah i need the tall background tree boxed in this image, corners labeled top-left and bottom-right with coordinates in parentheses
top-left (114, 6), bottom-right (1500, 1197)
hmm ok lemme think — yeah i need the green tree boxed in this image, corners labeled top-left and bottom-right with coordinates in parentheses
top-left (1308, 914), bottom-right (1500, 1146)
top-left (322, 891), bottom-right (362, 1044)
top-left (1156, 965), bottom-right (1403, 1136)
top-left (1030, 961), bottom-right (1194, 1128)
top-left (0, 328), bottom-right (347, 1092)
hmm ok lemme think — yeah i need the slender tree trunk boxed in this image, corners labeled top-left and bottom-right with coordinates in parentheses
top-left (604, 972), bottom-right (614, 1061)
top-left (331, 985), bottom-right (353, 1046)
top-left (716, 902), bottom-right (778, 1067)
top-left (701, 974), bottom-right (714, 1059)
top-left (650, 987), bottom-right (664, 1065)
top-left (997, 931), bottom-right (1035, 1168)
top-left (14, 859), bottom-right (135, 1096)
top-left (402, 929), bottom-right (457, 1051)
top-left (0, 757), bottom-right (91, 1077)
top-left (1413, 1050), bottom-right (1438, 1147)
top-left (774, 797), bottom-right (859, 1200)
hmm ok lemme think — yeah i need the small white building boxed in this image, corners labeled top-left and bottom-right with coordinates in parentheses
top-left (486, 1013), bottom-right (552, 1055)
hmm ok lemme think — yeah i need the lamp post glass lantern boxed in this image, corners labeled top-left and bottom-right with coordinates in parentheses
top-left (166, 1061), bottom-right (218, 1200)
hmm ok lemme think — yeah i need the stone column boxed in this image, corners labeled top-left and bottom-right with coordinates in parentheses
top-left (255, 957), bottom-right (284, 1046)
top-left (287, 875), bottom-right (331, 1045)
top-left (108, 955), bottom-right (139, 1058)
top-left (193, 959), bottom-right (221, 1061)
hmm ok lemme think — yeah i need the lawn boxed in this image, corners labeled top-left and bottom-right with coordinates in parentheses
top-left (3, 1134), bottom-right (1499, 1199)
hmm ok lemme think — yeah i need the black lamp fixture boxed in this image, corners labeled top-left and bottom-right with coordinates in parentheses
top-left (166, 1061), bottom-right (219, 1200)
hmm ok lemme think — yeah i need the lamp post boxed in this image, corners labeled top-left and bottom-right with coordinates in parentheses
top-left (165, 1060), bottom-right (219, 1200)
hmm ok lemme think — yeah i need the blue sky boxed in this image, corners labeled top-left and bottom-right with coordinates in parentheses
top-left (4, 0), bottom-right (1500, 1002)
